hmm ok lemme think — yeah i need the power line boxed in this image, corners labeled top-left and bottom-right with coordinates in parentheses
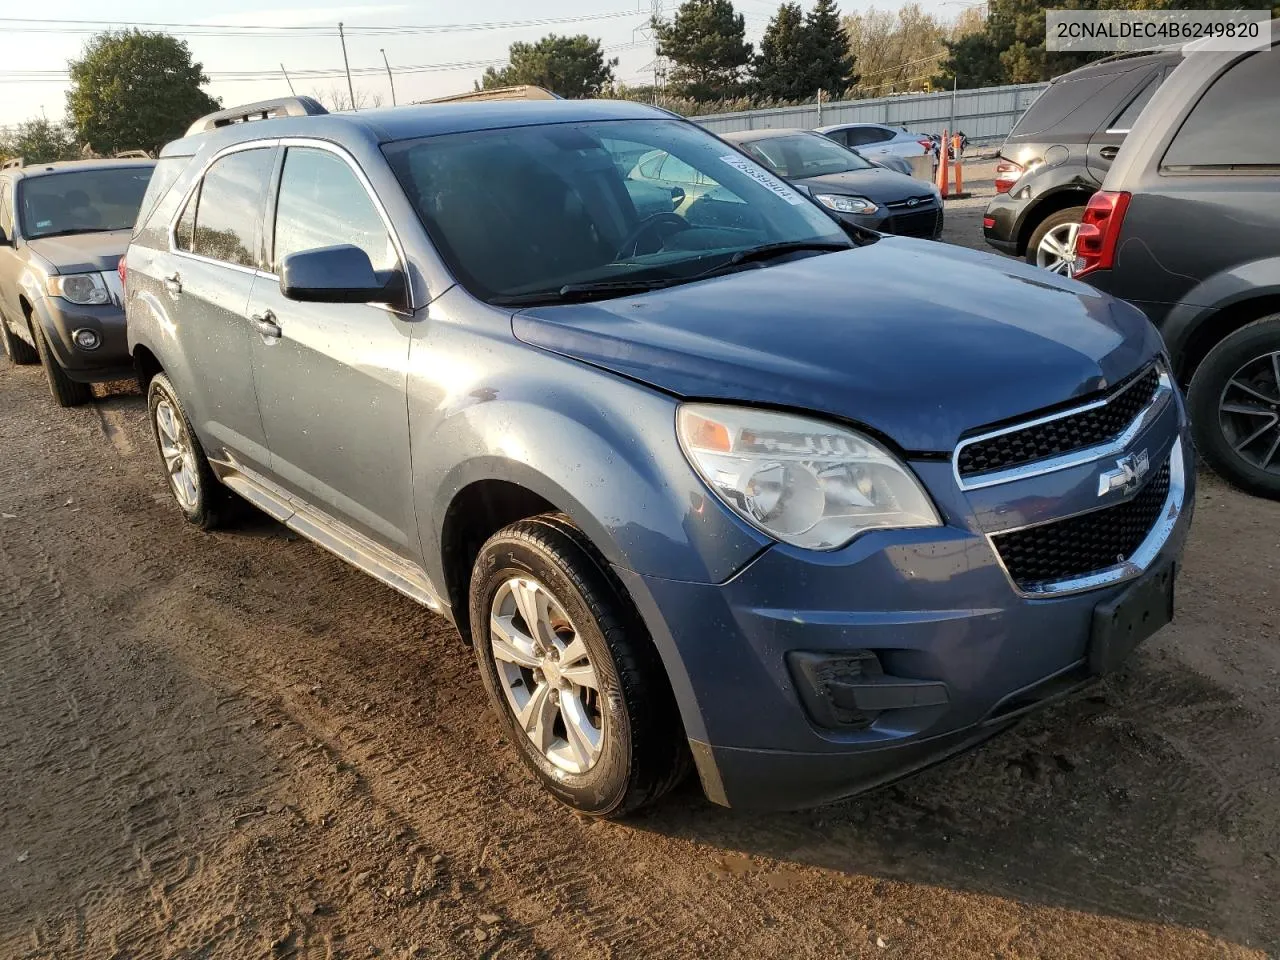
top-left (0, 10), bottom-right (659, 37)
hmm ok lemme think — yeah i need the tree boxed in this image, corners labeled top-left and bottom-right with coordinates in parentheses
top-left (480, 34), bottom-right (617, 99)
top-left (752, 4), bottom-right (809, 101)
top-left (312, 86), bottom-right (384, 111)
top-left (67, 30), bottom-right (219, 155)
top-left (803, 0), bottom-right (856, 95)
top-left (0, 118), bottom-right (77, 165)
top-left (844, 4), bottom-right (949, 96)
top-left (655, 0), bottom-right (753, 102)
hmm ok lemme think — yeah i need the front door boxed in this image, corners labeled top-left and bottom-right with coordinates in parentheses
top-left (246, 143), bottom-right (417, 557)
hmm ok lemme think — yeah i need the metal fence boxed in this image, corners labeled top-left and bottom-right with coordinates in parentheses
top-left (690, 82), bottom-right (1049, 147)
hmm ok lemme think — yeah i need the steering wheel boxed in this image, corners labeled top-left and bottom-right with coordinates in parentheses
top-left (615, 212), bottom-right (692, 260)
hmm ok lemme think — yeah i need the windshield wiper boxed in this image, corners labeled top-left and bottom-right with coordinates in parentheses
top-left (491, 277), bottom-right (685, 306)
top-left (29, 227), bottom-right (121, 239)
top-left (693, 240), bottom-right (853, 280)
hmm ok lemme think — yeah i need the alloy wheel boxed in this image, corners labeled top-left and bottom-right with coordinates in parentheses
top-left (1035, 221), bottom-right (1082, 277)
top-left (154, 399), bottom-right (200, 510)
top-left (1218, 351), bottom-right (1280, 474)
top-left (489, 576), bottom-right (604, 774)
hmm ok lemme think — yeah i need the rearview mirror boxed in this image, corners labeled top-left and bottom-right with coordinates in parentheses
top-left (279, 245), bottom-right (403, 305)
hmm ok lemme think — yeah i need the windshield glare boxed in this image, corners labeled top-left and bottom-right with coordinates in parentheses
top-left (383, 118), bottom-right (847, 302)
top-left (18, 167), bottom-right (154, 240)
top-left (740, 134), bottom-right (874, 178)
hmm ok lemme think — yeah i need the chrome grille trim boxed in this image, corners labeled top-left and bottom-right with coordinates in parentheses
top-left (953, 364), bottom-right (1174, 492)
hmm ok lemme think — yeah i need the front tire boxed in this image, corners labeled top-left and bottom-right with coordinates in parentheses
top-left (1027, 205), bottom-right (1086, 277)
top-left (33, 323), bottom-right (92, 407)
top-left (1187, 316), bottom-right (1280, 500)
top-left (469, 514), bottom-right (688, 817)
top-left (147, 373), bottom-right (228, 528)
top-left (1, 316), bottom-right (39, 365)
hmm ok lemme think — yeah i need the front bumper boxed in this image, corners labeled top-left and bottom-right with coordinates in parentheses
top-left (33, 295), bottom-right (132, 383)
top-left (618, 400), bottom-right (1194, 811)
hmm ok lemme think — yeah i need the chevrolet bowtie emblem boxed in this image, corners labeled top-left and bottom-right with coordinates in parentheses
top-left (1098, 449), bottom-right (1150, 497)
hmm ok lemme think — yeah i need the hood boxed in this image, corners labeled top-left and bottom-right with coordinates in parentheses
top-left (794, 167), bottom-right (934, 205)
top-left (26, 229), bottom-right (132, 275)
top-left (512, 238), bottom-right (1163, 453)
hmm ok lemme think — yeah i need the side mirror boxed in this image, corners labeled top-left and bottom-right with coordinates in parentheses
top-left (670, 186), bottom-right (686, 208)
top-left (279, 244), bottom-right (403, 305)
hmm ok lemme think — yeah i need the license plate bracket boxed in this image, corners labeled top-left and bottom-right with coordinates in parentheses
top-left (1089, 561), bottom-right (1176, 676)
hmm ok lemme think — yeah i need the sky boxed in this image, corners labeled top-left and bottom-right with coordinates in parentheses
top-left (0, 0), bottom-right (963, 128)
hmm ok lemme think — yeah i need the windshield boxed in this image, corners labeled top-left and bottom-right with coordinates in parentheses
top-left (738, 134), bottom-right (874, 178)
top-left (18, 166), bottom-right (154, 240)
top-left (382, 118), bottom-right (847, 303)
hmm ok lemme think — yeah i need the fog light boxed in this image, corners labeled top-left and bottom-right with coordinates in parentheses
top-left (72, 328), bottom-right (101, 350)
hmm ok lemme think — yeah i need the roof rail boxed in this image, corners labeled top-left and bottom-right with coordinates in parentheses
top-left (185, 96), bottom-right (328, 137)
top-left (421, 85), bottom-right (563, 104)
top-left (1, 157), bottom-right (22, 169)
top-left (113, 149), bottom-right (153, 159)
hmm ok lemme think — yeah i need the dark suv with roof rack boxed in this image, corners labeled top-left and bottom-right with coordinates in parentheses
top-left (982, 50), bottom-right (1181, 276)
top-left (0, 158), bottom-right (156, 405)
top-left (122, 94), bottom-right (1191, 816)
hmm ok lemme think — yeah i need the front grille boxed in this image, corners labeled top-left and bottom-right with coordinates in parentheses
top-left (885, 195), bottom-right (936, 210)
top-left (886, 208), bottom-right (939, 238)
top-left (992, 460), bottom-right (1171, 591)
top-left (958, 365), bottom-right (1162, 479)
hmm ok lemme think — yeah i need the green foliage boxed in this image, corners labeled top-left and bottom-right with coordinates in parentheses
top-left (480, 34), bottom-right (618, 99)
top-left (803, 0), bottom-right (857, 94)
top-left (655, 0), bottom-right (753, 101)
top-left (0, 119), bottom-right (78, 165)
top-left (752, 4), bottom-right (810, 101)
top-left (66, 30), bottom-right (219, 155)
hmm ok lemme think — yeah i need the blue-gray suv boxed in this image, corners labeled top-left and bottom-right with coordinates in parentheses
top-left (124, 95), bottom-right (1194, 816)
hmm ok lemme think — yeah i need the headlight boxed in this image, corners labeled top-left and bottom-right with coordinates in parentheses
top-left (677, 404), bottom-right (941, 550)
top-left (815, 194), bottom-right (878, 215)
top-left (46, 273), bottom-right (110, 306)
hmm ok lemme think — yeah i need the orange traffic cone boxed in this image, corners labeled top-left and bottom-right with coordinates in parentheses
top-left (935, 128), bottom-right (950, 199)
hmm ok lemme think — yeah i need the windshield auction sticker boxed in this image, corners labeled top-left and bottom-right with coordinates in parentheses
top-left (719, 155), bottom-right (807, 205)
top-left (1047, 9), bottom-right (1271, 52)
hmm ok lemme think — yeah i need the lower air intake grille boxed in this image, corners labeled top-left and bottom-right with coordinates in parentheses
top-left (992, 459), bottom-right (1171, 591)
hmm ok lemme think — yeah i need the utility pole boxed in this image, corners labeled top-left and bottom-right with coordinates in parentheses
top-left (281, 63), bottom-right (296, 96)
top-left (338, 22), bottom-right (356, 111)
top-left (380, 48), bottom-right (396, 106)
top-left (650, 0), bottom-right (664, 102)
top-left (949, 75), bottom-right (958, 144)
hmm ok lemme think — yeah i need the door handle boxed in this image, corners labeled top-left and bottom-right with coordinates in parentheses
top-left (1100, 146), bottom-right (1119, 160)
top-left (251, 311), bottom-right (282, 339)
top-left (164, 272), bottom-right (182, 294)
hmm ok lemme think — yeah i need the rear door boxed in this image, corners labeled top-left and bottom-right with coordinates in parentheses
top-left (164, 145), bottom-right (277, 473)
top-left (245, 141), bottom-right (418, 557)
top-left (1115, 45), bottom-right (1280, 310)
top-left (1085, 64), bottom-right (1168, 180)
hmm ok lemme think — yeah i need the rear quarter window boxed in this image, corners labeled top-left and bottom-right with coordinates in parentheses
top-left (135, 156), bottom-right (189, 236)
top-left (1162, 47), bottom-right (1280, 169)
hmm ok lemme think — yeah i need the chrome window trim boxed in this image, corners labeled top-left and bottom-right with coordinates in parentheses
top-left (274, 137), bottom-right (416, 315)
top-left (167, 139), bottom-right (279, 273)
top-left (987, 436), bottom-right (1185, 599)
top-left (953, 365), bottom-right (1173, 492)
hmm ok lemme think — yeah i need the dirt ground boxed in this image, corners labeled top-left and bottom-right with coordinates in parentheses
top-left (4, 202), bottom-right (1280, 958)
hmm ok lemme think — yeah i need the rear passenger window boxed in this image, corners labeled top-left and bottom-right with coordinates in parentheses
top-left (190, 148), bottom-right (275, 268)
top-left (272, 146), bottom-right (398, 275)
top-left (846, 127), bottom-right (891, 146)
top-left (1163, 48), bottom-right (1280, 169)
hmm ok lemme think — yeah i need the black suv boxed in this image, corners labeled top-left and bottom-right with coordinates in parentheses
top-left (0, 159), bottom-right (156, 405)
top-left (982, 50), bottom-right (1181, 275)
top-left (1079, 34), bottom-right (1279, 499)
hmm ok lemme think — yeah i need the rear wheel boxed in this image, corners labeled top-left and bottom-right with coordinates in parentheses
top-left (1027, 206), bottom-right (1086, 277)
top-left (469, 514), bottom-right (688, 817)
top-left (33, 323), bottom-right (92, 407)
top-left (1187, 316), bottom-right (1280, 500)
top-left (147, 372), bottom-right (228, 528)
top-left (1, 316), bottom-right (39, 365)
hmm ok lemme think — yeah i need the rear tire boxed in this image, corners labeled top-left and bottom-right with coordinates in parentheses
top-left (469, 514), bottom-right (689, 817)
top-left (1, 315), bottom-right (39, 365)
top-left (146, 372), bottom-right (229, 529)
top-left (1026, 205), bottom-right (1086, 277)
top-left (1187, 316), bottom-right (1280, 500)
top-left (33, 323), bottom-right (92, 407)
